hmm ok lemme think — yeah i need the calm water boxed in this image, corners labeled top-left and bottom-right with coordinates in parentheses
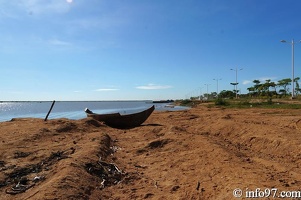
top-left (0, 101), bottom-right (188, 122)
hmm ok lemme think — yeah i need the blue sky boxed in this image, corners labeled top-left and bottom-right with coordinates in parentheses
top-left (1, 0), bottom-right (301, 101)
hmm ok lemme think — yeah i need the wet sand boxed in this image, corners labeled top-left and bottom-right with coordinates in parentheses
top-left (1, 104), bottom-right (301, 199)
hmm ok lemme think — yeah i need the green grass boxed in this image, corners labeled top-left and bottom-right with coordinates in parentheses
top-left (177, 98), bottom-right (301, 109)
top-left (217, 99), bottom-right (301, 109)
top-left (214, 98), bottom-right (229, 106)
top-left (176, 99), bottom-right (202, 107)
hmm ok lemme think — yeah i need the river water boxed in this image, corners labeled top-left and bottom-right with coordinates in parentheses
top-left (0, 101), bottom-right (187, 122)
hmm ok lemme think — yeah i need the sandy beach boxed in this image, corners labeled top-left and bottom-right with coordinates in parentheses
top-left (1, 103), bottom-right (301, 199)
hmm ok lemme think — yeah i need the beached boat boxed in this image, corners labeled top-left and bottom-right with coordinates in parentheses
top-left (85, 108), bottom-right (120, 121)
top-left (85, 105), bottom-right (155, 129)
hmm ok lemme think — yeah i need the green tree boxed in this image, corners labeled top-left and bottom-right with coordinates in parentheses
top-left (262, 79), bottom-right (277, 96)
top-left (294, 77), bottom-right (301, 96)
top-left (270, 81), bottom-right (277, 94)
top-left (253, 80), bottom-right (262, 96)
top-left (219, 90), bottom-right (235, 98)
top-left (277, 78), bottom-right (291, 96)
top-left (247, 87), bottom-right (255, 96)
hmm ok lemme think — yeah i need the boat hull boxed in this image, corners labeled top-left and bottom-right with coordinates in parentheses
top-left (85, 105), bottom-right (155, 129)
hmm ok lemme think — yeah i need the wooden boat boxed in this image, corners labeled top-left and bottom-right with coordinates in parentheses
top-left (85, 108), bottom-right (120, 121)
top-left (85, 105), bottom-right (155, 129)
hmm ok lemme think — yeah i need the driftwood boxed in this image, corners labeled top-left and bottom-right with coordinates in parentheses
top-left (2, 148), bottom-right (73, 195)
top-left (44, 100), bottom-right (55, 121)
top-left (85, 159), bottom-right (124, 188)
top-left (6, 183), bottom-right (35, 195)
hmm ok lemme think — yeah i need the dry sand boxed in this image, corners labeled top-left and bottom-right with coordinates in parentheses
top-left (1, 104), bottom-right (301, 199)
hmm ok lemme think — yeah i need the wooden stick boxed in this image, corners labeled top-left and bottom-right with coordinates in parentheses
top-left (196, 181), bottom-right (200, 191)
top-left (44, 100), bottom-right (55, 121)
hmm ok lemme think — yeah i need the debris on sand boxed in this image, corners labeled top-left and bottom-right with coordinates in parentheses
top-left (85, 160), bottom-right (124, 189)
top-left (1, 148), bottom-right (74, 195)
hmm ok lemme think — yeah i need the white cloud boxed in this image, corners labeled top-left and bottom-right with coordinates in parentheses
top-left (258, 77), bottom-right (277, 82)
top-left (95, 88), bottom-right (119, 92)
top-left (136, 84), bottom-right (172, 90)
top-left (243, 77), bottom-right (278, 85)
top-left (242, 80), bottom-right (252, 85)
top-left (48, 39), bottom-right (72, 46)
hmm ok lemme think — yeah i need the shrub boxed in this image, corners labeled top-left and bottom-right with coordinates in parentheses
top-left (215, 98), bottom-right (229, 106)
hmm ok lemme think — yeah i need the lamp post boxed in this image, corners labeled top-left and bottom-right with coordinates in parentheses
top-left (199, 87), bottom-right (203, 100)
top-left (230, 68), bottom-right (243, 99)
top-left (213, 78), bottom-right (222, 95)
top-left (281, 39), bottom-right (301, 99)
top-left (204, 84), bottom-right (210, 100)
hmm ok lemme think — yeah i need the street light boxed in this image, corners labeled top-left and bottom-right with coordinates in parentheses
top-left (213, 78), bottom-right (222, 95)
top-left (280, 39), bottom-right (301, 98)
top-left (199, 87), bottom-right (203, 100)
top-left (204, 84), bottom-right (210, 100)
top-left (230, 68), bottom-right (243, 99)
